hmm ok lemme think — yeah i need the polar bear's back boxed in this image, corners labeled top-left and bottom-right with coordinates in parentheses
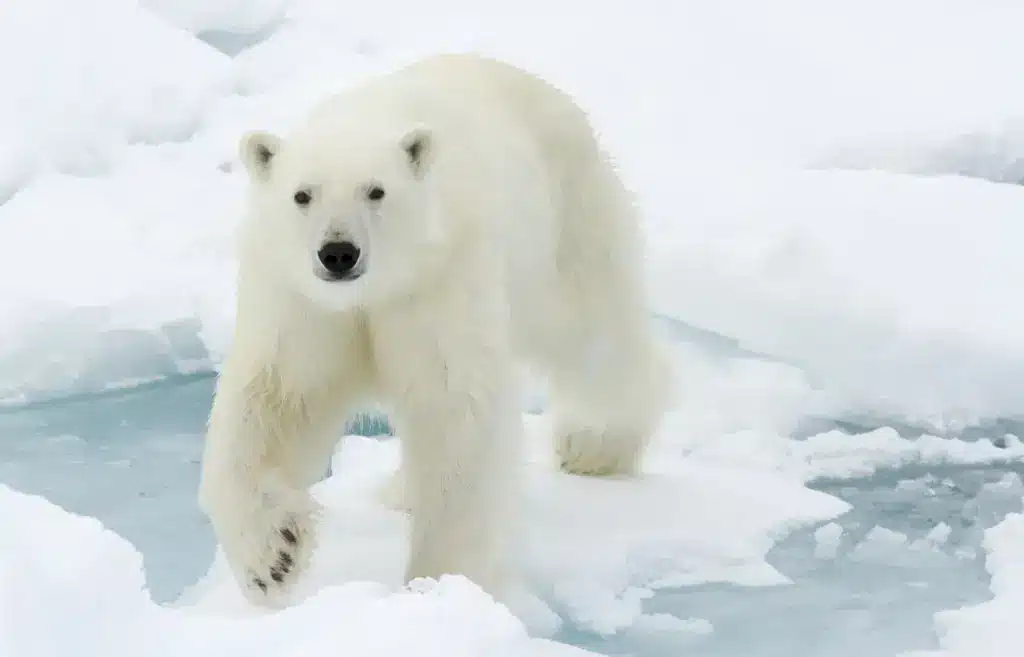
top-left (393, 53), bottom-right (598, 143)
top-left (303, 53), bottom-right (602, 183)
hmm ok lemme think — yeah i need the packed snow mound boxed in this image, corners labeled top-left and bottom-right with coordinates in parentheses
top-left (0, 0), bottom-right (230, 201)
top-left (181, 416), bottom-right (849, 637)
top-left (0, 163), bottom-right (243, 405)
top-left (0, 484), bottom-right (159, 657)
top-left (646, 168), bottom-right (1024, 429)
top-left (0, 483), bottom-right (595, 657)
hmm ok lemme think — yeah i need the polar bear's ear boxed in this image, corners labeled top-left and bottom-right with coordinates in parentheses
top-left (239, 131), bottom-right (282, 182)
top-left (400, 126), bottom-right (433, 178)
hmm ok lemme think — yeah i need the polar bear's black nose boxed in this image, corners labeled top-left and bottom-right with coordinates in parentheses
top-left (318, 241), bottom-right (361, 277)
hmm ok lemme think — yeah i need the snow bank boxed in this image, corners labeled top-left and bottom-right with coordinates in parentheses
top-left (647, 168), bottom-right (1024, 428)
top-left (0, 0), bottom-right (230, 201)
top-left (0, 485), bottom-right (158, 657)
top-left (0, 483), bottom-right (595, 657)
top-left (1, 0), bottom-right (1023, 423)
top-left (0, 162), bottom-right (243, 405)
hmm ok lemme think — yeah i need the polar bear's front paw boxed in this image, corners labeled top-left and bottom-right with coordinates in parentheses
top-left (220, 496), bottom-right (318, 606)
top-left (243, 517), bottom-right (309, 600)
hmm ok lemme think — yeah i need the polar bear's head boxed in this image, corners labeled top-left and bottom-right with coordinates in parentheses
top-left (238, 121), bottom-right (445, 311)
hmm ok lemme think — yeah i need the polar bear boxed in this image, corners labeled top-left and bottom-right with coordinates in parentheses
top-left (197, 53), bottom-right (671, 606)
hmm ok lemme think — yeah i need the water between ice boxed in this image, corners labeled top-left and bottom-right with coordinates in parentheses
top-left (0, 376), bottom-right (1014, 657)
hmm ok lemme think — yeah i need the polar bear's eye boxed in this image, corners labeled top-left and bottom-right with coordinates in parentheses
top-left (366, 186), bottom-right (386, 202)
top-left (293, 189), bottom-right (312, 207)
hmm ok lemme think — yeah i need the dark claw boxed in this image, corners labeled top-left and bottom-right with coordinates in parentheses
top-left (253, 577), bottom-right (268, 593)
top-left (270, 568), bottom-right (284, 583)
top-left (277, 551), bottom-right (293, 572)
top-left (280, 528), bottom-right (298, 545)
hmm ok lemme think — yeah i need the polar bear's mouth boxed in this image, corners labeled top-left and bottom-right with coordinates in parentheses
top-left (316, 268), bottom-right (364, 283)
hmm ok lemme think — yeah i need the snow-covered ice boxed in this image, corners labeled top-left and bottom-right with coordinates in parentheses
top-left (0, 0), bottom-right (231, 202)
top-left (0, 482), bottom-right (592, 657)
top-left (647, 169), bottom-right (1024, 429)
top-left (3, 0), bottom-right (1024, 655)
top-left (3, 0), bottom-right (1024, 421)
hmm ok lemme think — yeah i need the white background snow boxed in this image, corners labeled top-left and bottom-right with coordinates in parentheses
top-left (2, 1), bottom-right (1024, 656)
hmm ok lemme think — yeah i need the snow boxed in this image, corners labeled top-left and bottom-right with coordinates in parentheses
top-left (2, 0), bottom-right (1024, 655)
top-left (0, 485), bottom-right (590, 657)
top-left (0, 0), bottom-right (231, 202)
top-left (0, 164), bottom-right (240, 403)
top-left (0, 0), bottom-right (1021, 424)
top-left (647, 169), bottom-right (1024, 428)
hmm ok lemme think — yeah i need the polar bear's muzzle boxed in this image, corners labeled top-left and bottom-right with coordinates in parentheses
top-left (315, 240), bottom-right (365, 282)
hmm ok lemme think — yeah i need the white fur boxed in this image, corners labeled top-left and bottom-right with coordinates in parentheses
top-left (198, 53), bottom-right (671, 606)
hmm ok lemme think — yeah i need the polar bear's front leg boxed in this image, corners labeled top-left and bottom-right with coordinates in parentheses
top-left (397, 381), bottom-right (522, 598)
top-left (198, 363), bottom-right (341, 606)
top-left (371, 274), bottom-right (524, 600)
